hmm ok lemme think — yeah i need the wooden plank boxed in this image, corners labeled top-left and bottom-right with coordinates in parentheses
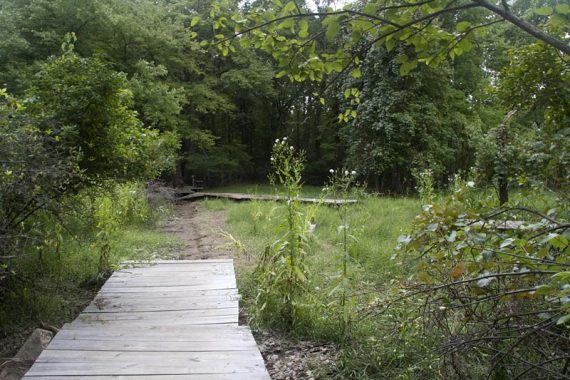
top-left (26, 362), bottom-right (267, 377)
top-left (93, 288), bottom-right (238, 299)
top-left (84, 304), bottom-right (238, 313)
top-left (28, 351), bottom-right (266, 376)
top-left (113, 267), bottom-right (234, 273)
top-left (105, 273), bottom-right (235, 282)
top-left (67, 315), bottom-right (237, 327)
top-left (52, 333), bottom-right (254, 344)
top-left (76, 307), bottom-right (238, 321)
top-left (111, 270), bottom-right (234, 277)
top-left (98, 283), bottom-right (237, 293)
top-left (101, 279), bottom-right (236, 288)
top-left (35, 349), bottom-right (265, 363)
top-left (112, 269), bottom-right (234, 277)
top-left (91, 292), bottom-right (239, 302)
top-left (47, 338), bottom-right (258, 352)
top-left (121, 259), bottom-right (233, 265)
top-left (83, 301), bottom-right (238, 315)
top-left (85, 299), bottom-right (238, 313)
top-left (177, 191), bottom-right (357, 205)
top-left (25, 374), bottom-right (269, 379)
top-left (56, 325), bottom-right (254, 338)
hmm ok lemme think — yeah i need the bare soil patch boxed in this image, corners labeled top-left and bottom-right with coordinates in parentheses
top-left (158, 202), bottom-right (233, 260)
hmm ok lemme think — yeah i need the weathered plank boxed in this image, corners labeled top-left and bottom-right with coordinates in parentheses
top-left (104, 275), bottom-right (236, 285)
top-left (68, 314), bottom-right (237, 327)
top-left (47, 338), bottom-right (259, 352)
top-left (98, 283), bottom-right (237, 293)
top-left (56, 324), bottom-right (254, 338)
top-left (85, 299), bottom-right (238, 313)
top-left (92, 288), bottom-right (239, 299)
top-left (177, 191), bottom-right (357, 205)
top-left (77, 307), bottom-right (238, 320)
top-left (122, 259), bottom-right (234, 264)
top-left (23, 260), bottom-right (269, 379)
top-left (25, 374), bottom-right (267, 379)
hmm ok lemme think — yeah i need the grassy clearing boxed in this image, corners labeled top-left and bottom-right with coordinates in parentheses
top-left (215, 181), bottom-right (565, 378)
top-left (0, 184), bottom-right (183, 352)
top-left (210, 183), bottom-right (429, 377)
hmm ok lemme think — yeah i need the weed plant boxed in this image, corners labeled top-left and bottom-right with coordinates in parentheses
top-left (254, 138), bottom-right (312, 329)
top-left (323, 168), bottom-right (360, 338)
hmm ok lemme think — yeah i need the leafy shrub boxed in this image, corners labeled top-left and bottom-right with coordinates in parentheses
top-left (0, 89), bottom-right (81, 259)
top-left (27, 39), bottom-right (178, 181)
top-left (397, 185), bottom-right (570, 378)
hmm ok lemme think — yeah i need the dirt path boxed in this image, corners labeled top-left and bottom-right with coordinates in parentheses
top-left (158, 201), bottom-right (340, 380)
top-left (158, 202), bottom-right (233, 260)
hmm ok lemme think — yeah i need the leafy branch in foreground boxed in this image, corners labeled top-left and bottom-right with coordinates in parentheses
top-left (200, 0), bottom-right (568, 86)
top-left (392, 184), bottom-right (570, 378)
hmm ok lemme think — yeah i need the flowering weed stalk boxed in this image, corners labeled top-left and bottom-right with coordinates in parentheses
top-left (255, 137), bottom-right (310, 328)
top-left (324, 168), bottom-right (359, 338)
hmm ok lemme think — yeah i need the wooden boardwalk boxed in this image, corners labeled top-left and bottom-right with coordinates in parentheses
top-left (23, 259), bottom-right (270, 379)
top-left (178, 191), bottom-right (357, 205)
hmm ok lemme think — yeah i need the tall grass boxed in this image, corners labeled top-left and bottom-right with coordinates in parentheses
top-left (220, 190), bottom-right (454, 377)
top-left (220, 181), bottom-right (563, 378)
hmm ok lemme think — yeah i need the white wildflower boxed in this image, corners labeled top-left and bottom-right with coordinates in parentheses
top-left (467, 181), bottom-right (475, 188)
top-left (282, 137), bottom-right (287, 141)
top-left (329, 169), bottom-right (334, 174)
top-left (351, 170), bottom-right (357, 175)
top-left (275, 138), bottom-right (279, 143)
top-left (344, 170), bottom-right (349, 176)
top-left (290, 146), bottom-right (294, 150)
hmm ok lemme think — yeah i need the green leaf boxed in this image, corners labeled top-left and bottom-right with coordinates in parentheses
top-left (417, 271), bottom-right (435, 284)
top-left (275, 70), bottom-right (288, 78)
top-left (351, 68), bottom-right (362, 78)
top-left (555, 3), bottom-right (570, 14)
top-left (455, 21), bottom-right (471, 33)
top-left (191, 16), bottom-right (201, 27)
top-left (395, 54), bottom-right (409, 64)
top-left (363, 3), bottom-right (379, 14)
top-left (550, 13), bottom-right (567, 27)
top-left (326, 19), bottom-right (340, 40)
top-left (534, 6), bottom-right (553, 15)
top-left (386, 38), bottom-right (396, 52)
top-left (319, 97), bottom-right (325, 105)
top-left (282, 1), bottom-right (296, 14)
top-left (399, 60), bottom-right (417, 76)
top-left (557, 314), bottom-right (570, 325)
top-left (299, 20), bottom-right (309, 38)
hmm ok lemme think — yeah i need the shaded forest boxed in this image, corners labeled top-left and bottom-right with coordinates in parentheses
top-left (2, 0), bottom-right (566, 192)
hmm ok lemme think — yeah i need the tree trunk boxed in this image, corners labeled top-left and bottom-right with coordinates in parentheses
top-left (496, 111), bottom-right (517, 206)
